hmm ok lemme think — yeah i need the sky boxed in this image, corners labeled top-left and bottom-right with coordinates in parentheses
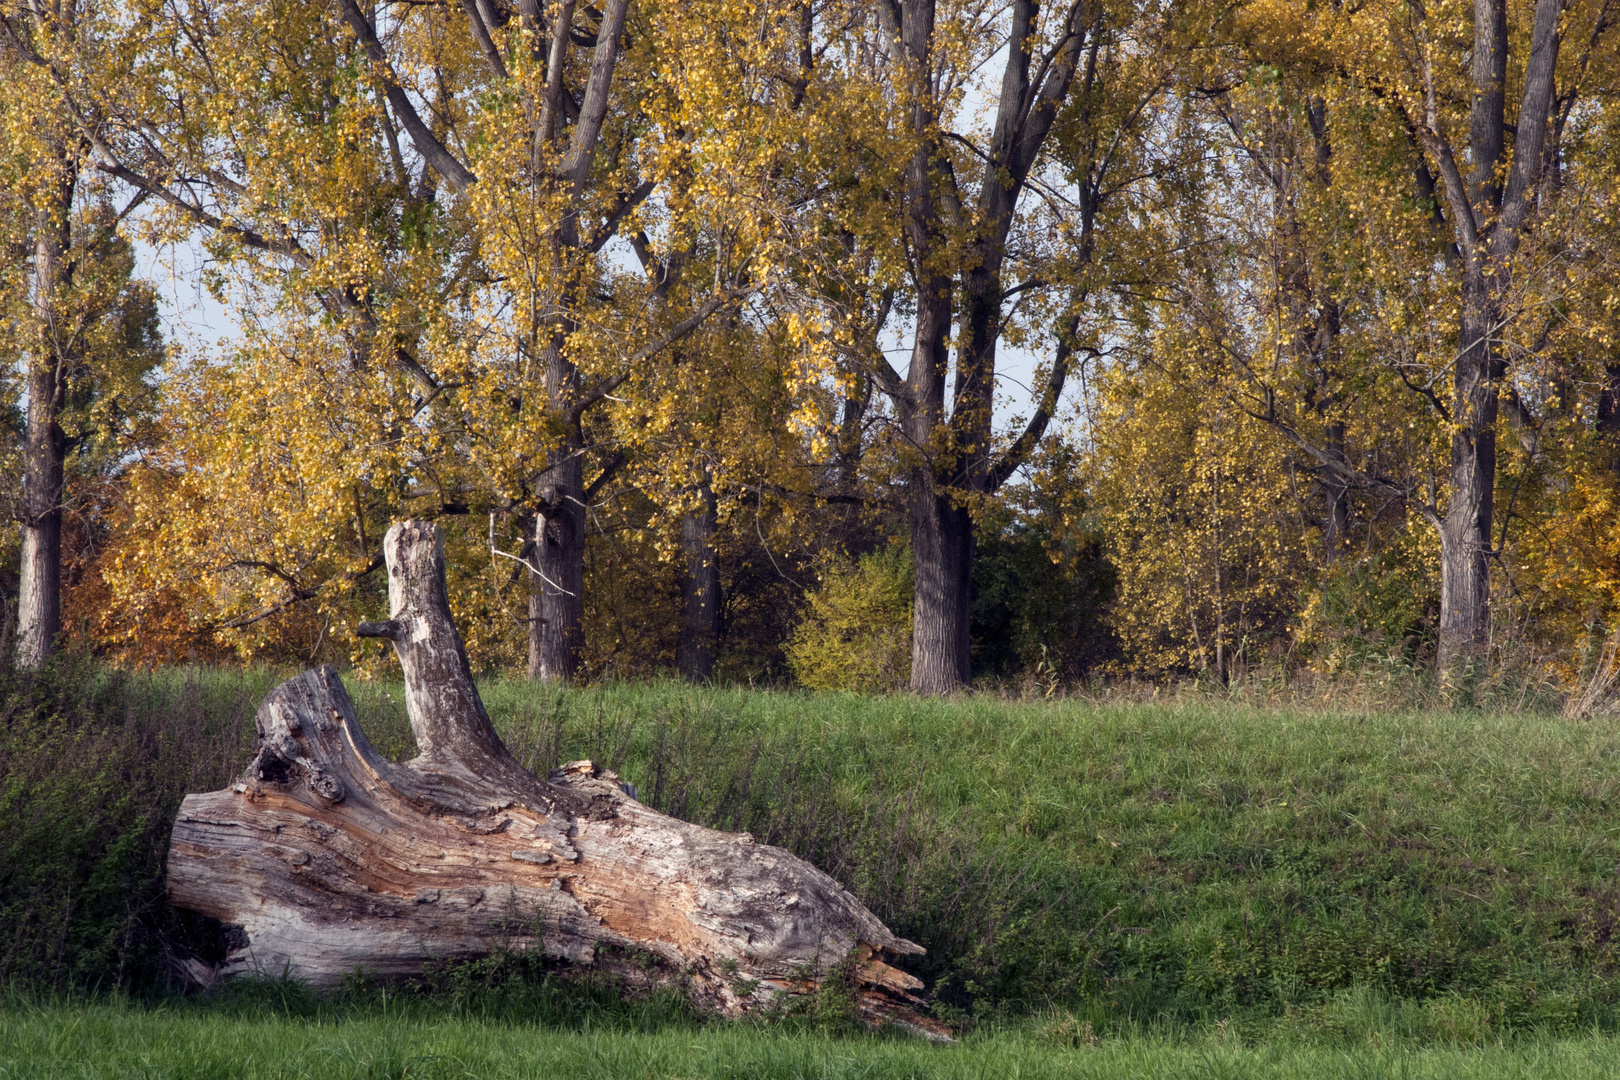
top-left (136, 238), bottom-right (235, 354)
top-left (136, 230), bottom-right (1061, 437)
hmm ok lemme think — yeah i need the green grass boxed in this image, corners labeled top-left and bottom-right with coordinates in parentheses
top-left (7, 662), bottom-right (1620, 1037)
top-left (441, 681), bottom-right (1620, 1030)
top-left (8, 996), bottom-right (1620, 1079)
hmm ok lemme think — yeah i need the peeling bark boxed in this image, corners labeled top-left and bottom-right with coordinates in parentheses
top-left (166, 520), bottom-right (942, 1036)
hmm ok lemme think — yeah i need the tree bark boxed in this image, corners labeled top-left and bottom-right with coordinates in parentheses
top-left (168, 520), bottom-right (942, 1034)
top-left (528, 427), bottom-right (587, 682)
top-left (1436, 283), bottom-right (1500, 671)
top-left (908, 485), bottom-right (973, 693)
top-left (678, 481), bottom-right (720, 683)
top-left (16, 170), bottom-right (74, 669)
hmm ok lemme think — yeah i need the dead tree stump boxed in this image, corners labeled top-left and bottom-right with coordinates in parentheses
top-left (167, 520), bottom-right (940, 1033)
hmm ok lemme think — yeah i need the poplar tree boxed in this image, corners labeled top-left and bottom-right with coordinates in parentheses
top-left (800, 0), bottom-right (1205, 692)
top-left (1186, 0), bottom-right (1619, 675)
top-left (1, 1), bottom-right (160, 667)
top-left (73, 0), bottom-right (822, 675)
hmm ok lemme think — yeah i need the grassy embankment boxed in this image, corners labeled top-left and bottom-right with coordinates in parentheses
top-left (5, 659), bottom-right (1620, 1064)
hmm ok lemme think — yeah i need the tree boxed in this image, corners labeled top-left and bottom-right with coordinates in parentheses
top-left (1210, 0), bottom-right (1620, 674)
top-left (0, 3), bottom-right (161, 666)
top-left (1090, 321), bottom-right (1311, 681)
top-left (802, 0), bottom-right (1205, 693)
top-left (76, 0), bottom-right (821, 675)
top-left (787, 546), bottom-right (914, 692)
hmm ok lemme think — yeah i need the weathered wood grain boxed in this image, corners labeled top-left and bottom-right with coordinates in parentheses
top-left (166, 520), bottom-right (942, 1035)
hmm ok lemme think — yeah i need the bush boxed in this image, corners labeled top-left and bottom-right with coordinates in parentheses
top-left (1298, 531), bottom-right (1441, 672)
top-left (971, 511), bottom-right (1113, 683)
top-left (785, 548), bottom-right (913, 692)
top-left (0, 656), bottom-right (264, 992)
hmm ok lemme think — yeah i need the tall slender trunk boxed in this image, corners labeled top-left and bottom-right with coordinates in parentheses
top-left (894, 0), bottom-right (964, 695)
top-left (528, 333), bottom-right (586, 681)
top-left (17, 388), bottom-right (65, 668)
top-left (1437, 281), bottom-right (1499, 671)
top-left (1597, 363), bottom-right (1620, 471)
top-left (901, 270), bottom-right (961, 693)
top-left (17, 174), bottom-right (74, 668)
top-left (1323, 421), bottom-right (1350, 557)
top-left (677, 481), bottom-right (719, 682)
top-left (1431, 0), bottom-right (1507, 675)
top-left (520, 0), bottom-right (627, 682)
top-left (907, 255), bottom-right (1000, 693)
top-left (1414, 0), bottom-right (1560, 674)
top-left (527, 444), bottom-right (586, 681)
top-left (1310, 275), bottom-right (1348, 560)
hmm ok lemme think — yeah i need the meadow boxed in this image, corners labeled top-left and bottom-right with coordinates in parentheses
top-left (6, 659), bottom-right (1620, 1074)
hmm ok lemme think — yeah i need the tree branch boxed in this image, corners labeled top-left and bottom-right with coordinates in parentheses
top-left (1495, 0), bottom-right (1563, 241)
top-left (568, 287), bottom-right (747, 423)
top-left (217, 554), bottom-right (385, 631)
top-left (339, 0), bottom-right (477, 193)
top-left (457, 0), bottom-right (510, 79)
top-left (986, 310), bottom-right (1081, 491)
top-left (583, 450), bottom-right (627, 503)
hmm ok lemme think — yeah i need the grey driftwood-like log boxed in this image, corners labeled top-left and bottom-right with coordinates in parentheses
top-left (167, 520), bottom-right (942, 1034)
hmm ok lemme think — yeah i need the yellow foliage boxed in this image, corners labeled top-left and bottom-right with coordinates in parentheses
top-left (1090, 331), bottom-right (1309, 679)
top-left (786, 548), bottom-right (913, 694)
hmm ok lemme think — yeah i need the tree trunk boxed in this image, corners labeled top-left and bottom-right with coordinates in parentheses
top-left (528, 330), bottom-right (586, 682)
top-left (1597, 362), bottom-right (1620, 472)
top-left (518, 0), bottom-right (625, 683)
top-left (1423, 0), bottom-right (1561, 674)
top-left (896, 96), bottom-right (962, 693)
top-left (16, 174), bottom-right (74, 669)
top-left (909, 482), bottom-right (973, 694)
top-left (527, 446), bottom-right (586, 681)
top-left (168, 520), bottom-right (941, 1034)
top-left (15, 489), bottom-right (60, 668)
top-left (678, 481), bottom-right (720, 682)
top-left (1323, 420), bottom-right (1350, 558)
top-left (1436, 284), bottom-right (1499, 673)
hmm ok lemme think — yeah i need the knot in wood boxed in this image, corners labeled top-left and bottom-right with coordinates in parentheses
top-left (306, 768), bottom-right (344, 803)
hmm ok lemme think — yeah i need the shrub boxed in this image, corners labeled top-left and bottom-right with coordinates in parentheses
top-left (971, 511), bottom-right (1113, 683)
top-left (785, 548), bottom-right (913, 692)
top-left (1297, 531), bottom-right (1441, 672)
top-left (0, 656), bottom-right (261, 992)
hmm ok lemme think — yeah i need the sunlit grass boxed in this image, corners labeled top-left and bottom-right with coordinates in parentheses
top-left (7, 998), bottom-right (1620, 1079)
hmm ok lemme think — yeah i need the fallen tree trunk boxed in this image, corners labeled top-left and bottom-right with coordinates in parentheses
top-left (167, 520), bottom-right (940, 1034)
